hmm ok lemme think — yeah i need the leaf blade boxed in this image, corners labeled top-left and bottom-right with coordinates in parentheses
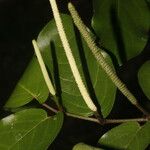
top-left (138, 60), bottom-right (150, 100)
top-left (98, 122), bottom-right (150, 150)
top-left (92, 0), bottom-right (150, 65)
top-left (73, 143), bottom-right (103, 150)
top-left (5, 57), bottom-right (49, 108)
top-left (0, 109), bottom-right (63, 150)
top-left (128, 122), bottom-right (150, 150)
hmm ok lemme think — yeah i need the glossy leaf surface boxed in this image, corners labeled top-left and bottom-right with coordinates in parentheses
top-left (92, 0), bottom-right (150, 65)
top-left (73, 143), bottom-right (103, 150)
top-left (37, 14), bottom-right (116, 117)
top-left (138, 60), bottom-right (150, 100)
top-left (0, 109), bottom-right (63, 150)
top-left (99, 122), bottom-right (150, 150)
top-left (5, 57), bottom-right (49, 108)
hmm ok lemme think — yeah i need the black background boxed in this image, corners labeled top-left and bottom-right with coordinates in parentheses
top-left (0, 0), bottom-right (150, 149)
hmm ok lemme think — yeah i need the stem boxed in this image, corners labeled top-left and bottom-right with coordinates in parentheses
top-left (32, 40), bottom-right (56, 96)
top-left (42, 103), bottom-right (58, 113)
top-left (104, 118), bottom-right (149, 124)
top-left (48, 0), bottom-right (97, 112)
top-left (68, 3), bottom-right (149, 116)
top-left (42, 103), bottom-right (149, 125)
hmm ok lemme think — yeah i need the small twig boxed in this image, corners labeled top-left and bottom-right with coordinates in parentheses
top-left (42, 103), bottom-right (149, 125)
top-left (66, 113), bottom-right (100, 123)
top-left (68, 2), bottom-right (149, 116)
top-left (42, 103), bottom-right (58, 113)
top-left (104, 118), bottom-right (149, 124)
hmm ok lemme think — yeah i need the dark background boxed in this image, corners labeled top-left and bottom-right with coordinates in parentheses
top-left (0, 0), bottom-right (150, 149)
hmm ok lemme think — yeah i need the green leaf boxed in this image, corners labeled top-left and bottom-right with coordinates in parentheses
top-left (127, 122), bottom-right (150, 150)
top-left (98, 122), bottom-right (150, 150)
top-left (138, 60), bottom-right (150, 100)
top-left (5, 57), bottom-right (49, 108)
top-left (92, 0), bottom-right (150, 65)
top-left (73, 143), bottom-right (103, 150)
top-left (0, 109), bottom-right (63, 150)
top-left (37, 14), bottom-right (117, 117)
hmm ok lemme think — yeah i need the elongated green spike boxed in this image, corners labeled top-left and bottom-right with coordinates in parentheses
top-left (68, 2), bottom-right (149, 115)
top-left (48, 0), bottom-right (97, 112)
top-left (32, 40), bottom-right (56, 96)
